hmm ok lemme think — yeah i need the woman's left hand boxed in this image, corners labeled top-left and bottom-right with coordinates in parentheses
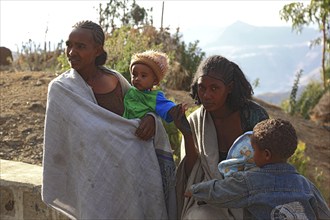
top-left (135, 115), bottom-right (155, 141)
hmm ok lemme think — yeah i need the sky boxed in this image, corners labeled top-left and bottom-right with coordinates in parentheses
top-left (0, 0), bottom-right (305, 52)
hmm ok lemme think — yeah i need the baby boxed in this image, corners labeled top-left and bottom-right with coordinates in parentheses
top-left (123, 50), bottom-right (191, 136)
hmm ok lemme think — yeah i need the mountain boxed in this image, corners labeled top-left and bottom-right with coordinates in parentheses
top-left (209, 21), bottom-right (318, 46)
top-left (183, 21), bottom-right (322, 104)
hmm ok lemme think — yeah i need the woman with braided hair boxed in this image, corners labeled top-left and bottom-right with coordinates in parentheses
top-left (171, 55), bottom-right (269, 219)
top-left (42, 20), bottom-right (176, 219)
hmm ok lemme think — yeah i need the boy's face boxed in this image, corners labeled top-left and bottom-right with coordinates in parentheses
top-left (131, 63), bottom-right (158, 91)
top-left (251, 135), bottom-right (268, 168)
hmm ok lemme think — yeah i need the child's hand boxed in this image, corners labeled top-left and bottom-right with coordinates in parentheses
top-left (184, 191), bottom-right (193, 197)
top-left (135, 115), bottom-right (155, 141)
top-left (184, 189), bottom-right (207, 205)
top-left (169, 104), bottom-right (192, 136)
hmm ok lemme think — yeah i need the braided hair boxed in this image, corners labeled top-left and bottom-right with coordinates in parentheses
top-left (190, 55), bottom-right (253, 111)
top-left (73, 20), bottom-right (107, 66)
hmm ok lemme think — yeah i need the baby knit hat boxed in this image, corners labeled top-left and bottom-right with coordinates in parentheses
top-left (130, 50), bottom-right (169, 82)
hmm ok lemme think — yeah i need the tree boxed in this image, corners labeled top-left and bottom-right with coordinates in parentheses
top-left (98, 0), bottom-right (153, 33)
top-left (280, 0), bottom-right (330, 88)
top-left (104, 25), bottom-right (163, 80)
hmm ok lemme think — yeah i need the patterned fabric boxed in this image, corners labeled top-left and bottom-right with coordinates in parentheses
top-left (156, 149), bottom-right (177, 220)
top-left (218, 131), bottom-right (255, 178)
top-left (240, 100), bottom-right (269, 131)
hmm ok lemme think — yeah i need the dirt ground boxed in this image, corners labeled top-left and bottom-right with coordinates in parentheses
top-left (1, 70), bottom-right (329, 205)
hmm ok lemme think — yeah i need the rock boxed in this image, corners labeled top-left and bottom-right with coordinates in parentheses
top-left (310, 90), bottom-right (330, 126)
top-left (0, 47), bottom-right (13, 66)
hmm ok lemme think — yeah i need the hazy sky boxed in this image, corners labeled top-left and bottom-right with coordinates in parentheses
top-left (0, 0), bottom-right (305, 51)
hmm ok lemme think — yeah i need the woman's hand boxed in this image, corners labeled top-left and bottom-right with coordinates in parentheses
top-left (170, 104), bottom-right (197, 176)
top-left (135, 114), bottom-right (155, 141)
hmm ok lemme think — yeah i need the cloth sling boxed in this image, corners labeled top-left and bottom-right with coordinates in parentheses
top-left (42, 68), bottom-right (176, 220)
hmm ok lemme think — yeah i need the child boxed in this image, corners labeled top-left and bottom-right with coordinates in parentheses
top-left (123, 50), bottom-right (184, 123)
top-left (218, 131), bottom-right (256, 178)
top-left (186, 118), bottom-right (330, 219)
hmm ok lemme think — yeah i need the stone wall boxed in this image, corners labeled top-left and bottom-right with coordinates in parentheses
top-left (0, 159), bottom-right (69, 220)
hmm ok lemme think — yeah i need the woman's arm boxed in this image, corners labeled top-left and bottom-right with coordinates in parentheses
top-left (182, 132), bottom-right (198, 176)
top-left (170, 105), bottom-right (198, 176)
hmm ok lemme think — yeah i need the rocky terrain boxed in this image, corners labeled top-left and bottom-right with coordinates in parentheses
top-left (1, 70), bottom-right (329, 205)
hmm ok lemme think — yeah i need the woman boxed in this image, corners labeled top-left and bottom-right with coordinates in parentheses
top-left (42, 20), bottom-right (176, 220)
top-left (173, 55), bottom-right (269, 219)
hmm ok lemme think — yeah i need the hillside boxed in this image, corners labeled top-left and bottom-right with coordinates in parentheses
top-left (0, 70), bottom-right (329, 205)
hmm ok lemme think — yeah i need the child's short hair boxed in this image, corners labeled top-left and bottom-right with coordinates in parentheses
top-left (252, 118), bottom-right (297, 159)
top-left (130, 50), bottom-right (169, 82)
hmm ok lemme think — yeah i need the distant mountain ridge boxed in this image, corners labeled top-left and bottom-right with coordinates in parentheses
top-left (191, 21), bottom-right (322, 104)
top-left (211, 21), bottom-right (318, 46)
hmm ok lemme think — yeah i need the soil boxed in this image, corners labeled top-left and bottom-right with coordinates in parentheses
top-left (1, 70), bottom-right (329, 205)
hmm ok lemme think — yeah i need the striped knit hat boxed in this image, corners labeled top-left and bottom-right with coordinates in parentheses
top-left (130, 50), bottom-right (169, 82)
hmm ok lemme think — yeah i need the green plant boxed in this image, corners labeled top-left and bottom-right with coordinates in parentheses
top-left (288, 141), bottom-right (310, 176)
top-left (252, 78), bottom-right (260, 90)
top-left (296, 81), bottom-right (326, 119)
top-left (57, 52), bottom-right (70, 73)
top-left (289, 69), bottom-right (303, 115)
top-left (105, 25), bottom-right (163, 81)
top-left (280, 99), bottom-right (290, 113)
top-left (177, 39), bottom-right (205, 90)
top-left (280, 0), bottom-right (330, 88)
top-left (288, 140), bottom-right (326, 199)
top-left (162, 121), bottom-right (181, 166)
top-left (14, 39), bottom-right (63, 72)
top-left (98, 0), bottom-right (153, 33)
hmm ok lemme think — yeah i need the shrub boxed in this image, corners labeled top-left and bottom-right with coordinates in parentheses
top-left (296, 81), bottom-right (326, 119)
top-left (288, 141), bottom-right (310, 176)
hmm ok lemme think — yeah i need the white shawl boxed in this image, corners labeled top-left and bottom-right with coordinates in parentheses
top-left (42, 69), bottom-right (176, 220)
top-left (177, 107), bottom-right (243, 220)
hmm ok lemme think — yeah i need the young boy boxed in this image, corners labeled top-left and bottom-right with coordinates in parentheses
top-left (186, 118), bottom-right (330, 219)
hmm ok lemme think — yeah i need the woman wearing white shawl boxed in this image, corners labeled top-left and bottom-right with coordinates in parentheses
top-left (42, 20), bottom-right (176, 220)
top-left (172, 55), bottom-right (269, 219)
